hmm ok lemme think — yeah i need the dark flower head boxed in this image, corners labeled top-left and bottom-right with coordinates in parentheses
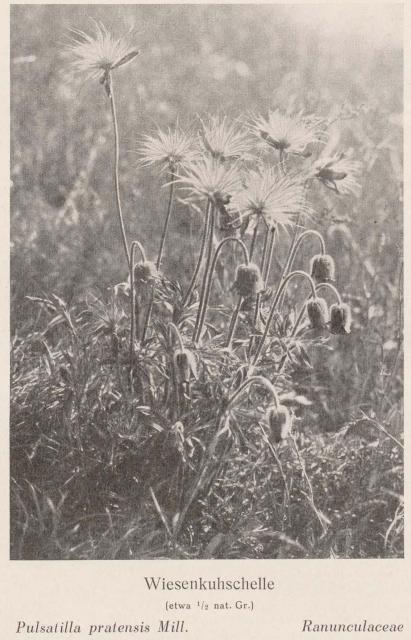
top-left (233, 263), bottom-right (264, 298)
top-left (330, 303), bottom-right (352, 335)
top-left (307, 297), bottom-right (329, 329)
top-left (173, 349), bottom-right (197, 384)
top-left (310, 254), bottom-right (336, 284)
top-left (133, 261), bottom-right (160, 285)
top-left (265, 404), bottom-right (292, 443)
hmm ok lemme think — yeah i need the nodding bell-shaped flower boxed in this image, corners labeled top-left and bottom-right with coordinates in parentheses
top-left (133, 261), bottom-right (160, 285)
top-left (233, 263), bottom-right (264, 299)
top-left (265, 404), bottom-right (292, 444)
top-left (330, 303), bottom-right (352, 335)
top-left (173, 348), bottom-right (198, 384)
top-left (214, 191), bottom-right (232, 207)
top-left (310, 254), bottom-right (336, 284)
top-left (307, 297), bottom-right (329, 329)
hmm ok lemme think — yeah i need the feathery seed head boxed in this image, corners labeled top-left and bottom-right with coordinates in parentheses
top-left (232, 166), bottom-right (310, 231)
top-left (139, 127), bottom-right (197, 173)
top-left (310, 254), bottom-right (336, 283)
top-left (330, 303), bottom-right (352, 335)
top-left (307, 297), bottom-right (329, 329)
top-left (233, 263), bottom-right (264, 298)
top-left (251, 109), bottom-right (325, 156)
top-left (265, 404), bottom-right (292, 443)
top-left (64, 21), bottom-right (139, 88)
top-left (313, 151), bottom-right (361, 196)
top-left (177, 157), bottom-right (242, 205)
top-left (199, 115), bottom-right (252, 163)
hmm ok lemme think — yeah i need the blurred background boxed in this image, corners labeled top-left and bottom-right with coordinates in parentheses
top-left (11, 4), bottom-right (403, 430)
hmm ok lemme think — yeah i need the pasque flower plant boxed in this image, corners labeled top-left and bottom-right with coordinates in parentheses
top-left (51, 21), bottom-right (365, 549)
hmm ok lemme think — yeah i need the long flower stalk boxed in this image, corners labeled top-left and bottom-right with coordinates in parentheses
top-left (277, 228), bottom-right (326, 311)
top-left (262, 225), bottom-right (277, 285)
top-left (183, 201), bottom-right (212, 306)
top-left (242, 220), bottom-right (263, 351)
top-left (249, 218), bottom-right (260, 260)
top-left (192, 204), bottom-right (216, 343)
top-left (109, 72), bottom-right (130, 267)
top-left (140, 173), bottom-right (176, 345)
top-left (225, 297), bottom-right (243, 350)
top-left (251, 270), bottom-right (316, 367)
top-left (248, 224), bottom-right (275, 355)
top-left (195, 237), bottom-right (249, 345)
top-left (286, 229), bottom-right (326, 276)
top-left (156, 172), bottom-right (176, 270)
top-left (129, 240), bottom-right (147, 376)
top-left (225, 375), bottom-right (279, 412)
top-left (167, 322), bottom-right (185, 419)
top-left (172, 374), bottom-right (278, 540)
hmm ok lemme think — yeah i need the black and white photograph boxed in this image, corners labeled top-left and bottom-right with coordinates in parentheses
top-left (10, 3), bottom-right (403, 561)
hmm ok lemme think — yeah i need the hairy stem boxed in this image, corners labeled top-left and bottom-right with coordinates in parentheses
top-left (129, 242), bottom-right (142, 383)
top-left (156, 172), bottom-right (176, 270)
top-left (225, 375), bottom-right (279, 412)
top-left (141, 175), bottom-right (176, 345)
top-left (263, 226), bottom-right (277, 285)
top-left (168, 322), bottom-right (185, 351)
top-left (109, 73), bottom-right (130, 267)
top-left (249, 218), bottom-right (260, 260)
top-left (286, 229), bottom-right (326, 276)
top-left (183, 201), bottom-right (211, 306)
top-left (196, 237), bottom-right (249, 345)
top-left (192, 204), bottom-right (215, 344)
top-left (251, 270), bottom-right (316, 367)
top-left (225, 297), bottom-right (243, 349)
top-left (248, 224), bottom-right (275, 355)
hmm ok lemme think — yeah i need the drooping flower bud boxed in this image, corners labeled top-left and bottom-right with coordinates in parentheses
top-left (307, 297), bottom-right (329, 329)
top-left (233, 263), bottom-right (264, 298)
top-left (214, 191), bottom-right (231, 207)
top-left (173, 349), bottom-right (198, 384)
top-left (133, 261), bottom-right (160, 285)
top-left (330, 303), bottom-right (351, 335)
top-left (310, 254), bottom-right (335, 283)
top-left (265, 404), bottom-right (292, 443)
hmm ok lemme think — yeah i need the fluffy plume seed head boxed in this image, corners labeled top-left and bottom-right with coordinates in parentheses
top-left (251, 109), bottom-right (325, 156)
top-left (232, 166), bottom-right (311, 231)
top-left (313, 152), bottom-right (361, 196)
top-left (330, 303), bottom-right (352, 335)
top-left (177, 157), bottom-right (242, 205)
top-left (64, 21), bottom-right (139, 84)
top-left (265, 404), bottom-right (292, 443)
top-left (307, 297), bottom-right (329, 329)
top-left (233, 263), bottom-right (264, 298)
top-left (310, 254), bottom-right (336, 284)
top-left (199, 115), bottom-right (253, 163)
top-left (139, 128), bottom-right (197, 173)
